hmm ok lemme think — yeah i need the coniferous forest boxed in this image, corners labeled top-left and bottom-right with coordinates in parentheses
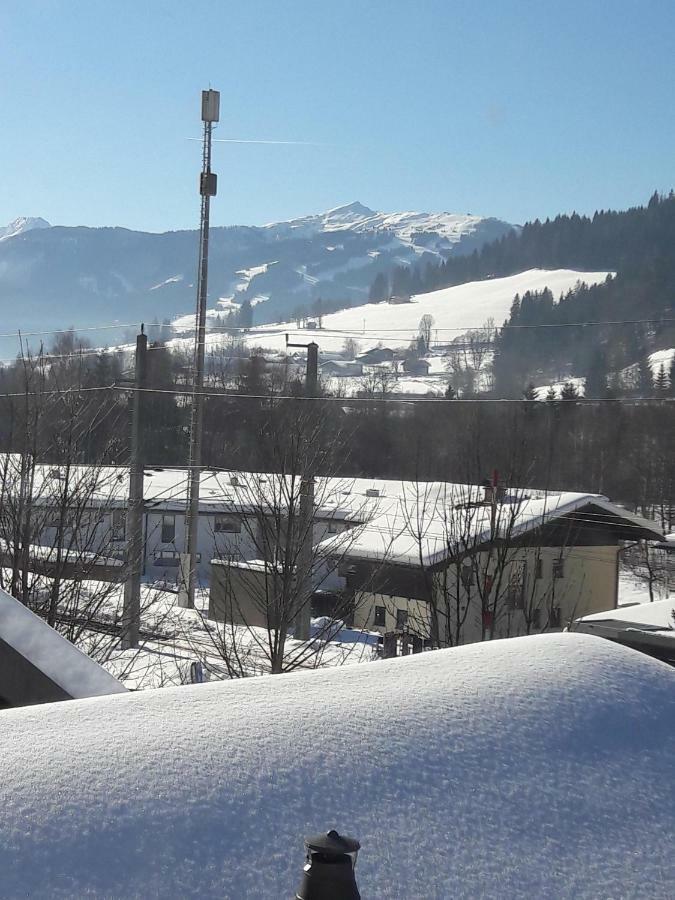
top-left (375, 191), bottom-right (675, 397)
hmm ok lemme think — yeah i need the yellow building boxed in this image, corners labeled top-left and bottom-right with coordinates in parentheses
top-left (330, 488), bottom-right (662, 648)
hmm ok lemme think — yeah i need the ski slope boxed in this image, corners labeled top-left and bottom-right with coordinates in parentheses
top-left (0, 633), bottom-right (673, 898)
top-left (190, 268), bottom-right (611, 356)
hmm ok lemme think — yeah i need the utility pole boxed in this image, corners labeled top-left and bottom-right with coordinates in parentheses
top-left (285, 337), bottom-right (318, 641)
top-left (181, 88), bottom-right (219, 609)
top-left (121, 325), bottom-right (148, 649)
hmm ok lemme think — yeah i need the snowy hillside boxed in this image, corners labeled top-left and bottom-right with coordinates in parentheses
top-left (178, 268), bottom-right (612, 357)
top-left (0, 633), bottom-right (673, 898)
top-left (0, 216), bottom-right (50, 242)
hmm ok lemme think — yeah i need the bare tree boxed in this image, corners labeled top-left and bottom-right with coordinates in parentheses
top-left (398, 480), bottom-right (578, 647)
top-left (620, 539), bottom-right (668, 603)
top-left (183, 398), bottom-right (385, 675)
top-left (418, 314), bottom-right (434, 353)
top-left (342, 337), bottom-right (361, 359)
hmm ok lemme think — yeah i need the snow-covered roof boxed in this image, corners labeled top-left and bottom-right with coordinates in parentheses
top-left (0, 633), bottom-right (673, 897)
top-left (0, 588), bottom-right (126, 702)
top-left (577, 596), bottom-right (675, 630)
top-left (6, 459), bottom-right (663, 559)
top-left (319, 488), bottom-right (664, 567)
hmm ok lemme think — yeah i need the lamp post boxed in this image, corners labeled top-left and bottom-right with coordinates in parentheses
top-left (295, 830), bottom-right (361, 900)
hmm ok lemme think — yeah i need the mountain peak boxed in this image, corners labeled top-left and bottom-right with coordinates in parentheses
top-left (0, 217), bottom-right (51, 242)
top-left (324, 201), bottom-right (376, 218)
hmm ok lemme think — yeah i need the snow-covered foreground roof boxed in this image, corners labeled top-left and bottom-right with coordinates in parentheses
top-left (1, 633), bottom-right (673, 898)
top-left (0, 588), bottom-right (126, 701)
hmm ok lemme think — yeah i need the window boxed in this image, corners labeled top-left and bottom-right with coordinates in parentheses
top-left (214, 516), bottom-right (241, 534)
top-left (506, 562), bottom-right (525, 610)
top-left (327, 519), bottom-right (341, 534)
top-left (550, 606), bottom-right (562, 628)
top-left (396, 608), bottom-right (408, 629)
top-left (161, 514), bottom-right (175, 544)
top-left (112, 509), bottom-right (126, 541)
top-left (460, 560), bottom-right (473, 588)
top-left (373, 605), bottom-right (386, 627)
top-left (535, 557), bottom-right (543, 579)
top-left (553, 558), bottom-right (565, 579)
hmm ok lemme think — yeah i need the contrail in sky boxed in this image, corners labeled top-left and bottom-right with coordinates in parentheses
top-left (186, 137), bottom-right (326, 145)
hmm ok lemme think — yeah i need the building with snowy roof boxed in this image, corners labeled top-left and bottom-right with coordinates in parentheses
top-left (320, 484), bottom-right (663, 646)
top-left (0, 587), bottom-right (126, 708)
top-left (0, 459), bottom-right (663, 647)
top-left (319, 359), bottom-right (363, 377)
top-left (0, 632), bottom-right (673, 897)
top-left (574, 596), bottom-right (675, 666)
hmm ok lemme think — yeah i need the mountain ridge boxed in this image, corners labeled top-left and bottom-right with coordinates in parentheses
top-left (0, 204), bottom-right (515, 351)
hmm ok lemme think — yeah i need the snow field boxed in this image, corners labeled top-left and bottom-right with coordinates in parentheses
top-left (167, 268), bottom-right (612, 358)
top-left (0, 632), bottom-right (673, 898)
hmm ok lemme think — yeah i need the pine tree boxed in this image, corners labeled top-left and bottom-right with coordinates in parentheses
top-left (369, 272), bottom-right (389, 303)
top-left (669, 354), bottom-right (675, 397)
top-left (560, 381), bottom-right (580, 400)
top-left (585, 349), bottom-right (608, 398)
top-left (654, 362), bottom-right (669, 396)
top-left (636, 353), bottom-right (654, 397)
top-left (391, 266), bottom-right (412, 300)
top-left (238, 299), bottom-right (254, 330)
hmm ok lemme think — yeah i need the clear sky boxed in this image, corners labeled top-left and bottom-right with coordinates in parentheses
top-left (2, 0), bottom-right (674, 232)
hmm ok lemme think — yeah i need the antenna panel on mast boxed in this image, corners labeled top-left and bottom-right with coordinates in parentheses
top-left (201, 89), bottom-right (220, 123)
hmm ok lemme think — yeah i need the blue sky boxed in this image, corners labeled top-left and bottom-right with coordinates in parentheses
top-left (2, 0), bottom-right (674, 231)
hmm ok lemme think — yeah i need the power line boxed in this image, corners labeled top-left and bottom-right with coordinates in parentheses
top-left (0, 381), bottom-right (675, 405)
top-left (0, 322), bottom-right (147, 339)
top-left (3, 312), bottom-right (675, 345)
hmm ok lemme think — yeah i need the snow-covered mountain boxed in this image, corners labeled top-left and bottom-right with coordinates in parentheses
top-left (0, 204), bottom-right (514, 352)
top-left (263, 201), bottom-right (491, 249)
top-left (0, 216), bottom-right (50, 242)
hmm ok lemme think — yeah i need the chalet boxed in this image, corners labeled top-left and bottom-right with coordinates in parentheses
top-left (319, 360), bottom-right (364, 377)
top-left (356, 347), bottom-right (394, 365)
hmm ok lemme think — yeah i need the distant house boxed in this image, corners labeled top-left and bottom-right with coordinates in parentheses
top-left (402, 358), bottom-right (431, 376)
top-left (389, 295), bottom-right (412, 305)
top-left (320, 360), bottom-right (363, 377)
top-left (357, 347), bottom-right (394, 365)
top-left (0, 588), bottom-right (126, 708)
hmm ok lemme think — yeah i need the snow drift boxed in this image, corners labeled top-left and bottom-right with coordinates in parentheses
top-left (0, 633), bottom-right (673, 898)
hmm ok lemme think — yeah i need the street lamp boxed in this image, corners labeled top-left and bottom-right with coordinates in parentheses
top-left (295, 829), bottom-right (361, 900)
